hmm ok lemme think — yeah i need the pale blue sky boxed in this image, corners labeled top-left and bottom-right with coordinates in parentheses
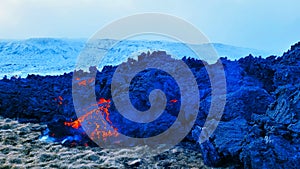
top-left (0, 0), bottom-right (299, 55)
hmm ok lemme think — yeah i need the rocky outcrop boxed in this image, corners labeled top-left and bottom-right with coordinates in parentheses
top-left (267, 85), bottom-right (300, 124)
top-left (191, 42), bottom-right (300, 168)
top-left (0, 73), bottom-right (74, 123)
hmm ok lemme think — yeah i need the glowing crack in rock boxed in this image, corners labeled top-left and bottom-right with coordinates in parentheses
top-left (64, 98), bottom-right (119, 141)
top-left (76, 77), bottom-right (95, 86)
top-left (170, 99), bottom-right (178, 103)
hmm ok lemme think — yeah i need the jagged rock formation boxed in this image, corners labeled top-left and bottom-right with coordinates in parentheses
top-left (194, 42), bottom-right (300, 168)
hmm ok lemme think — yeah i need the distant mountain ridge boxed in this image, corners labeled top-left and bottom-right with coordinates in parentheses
top-left (0, 38), bottom-right (272, 78)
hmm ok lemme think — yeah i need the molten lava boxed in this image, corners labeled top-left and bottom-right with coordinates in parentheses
top-left (170, 99), bottom-right (178, 103)
top-left (98, 98), bottom-right (112, 124)
top-left (88, 78), bottom-right (95, 84)
top-left (54, 96), bottom-right (64, 105)
top-left (78, 80), bottom-right (87, 86)
top-left (64, 119), bottom-right (81, 129)
top-left (58, 96), bottom-right (63, 105)
top-left (77, 78), bottom-right (95, 86)
top-left (63, 98), bottom-right (119, 141)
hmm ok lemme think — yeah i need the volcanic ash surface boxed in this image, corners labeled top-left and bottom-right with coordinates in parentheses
top-left (0, 116), bottom-right (218, 169)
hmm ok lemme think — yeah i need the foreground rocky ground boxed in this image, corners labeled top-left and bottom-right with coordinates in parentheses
top-left (0, 116), bottom-right (219, 169)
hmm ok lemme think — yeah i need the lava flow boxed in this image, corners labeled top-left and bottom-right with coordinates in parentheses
top-left (54, 96), bottom-right (64, 105)
top-left (64, 98), bottom-right (119, 141)
top-left (170, 99), bottom-right (178, 103)
top-left (63, 97), bottom-right (179, 143)
top-left (78, 80), bottom-right (87, 86)
top-left (76, 77), bottom-right (95, 86)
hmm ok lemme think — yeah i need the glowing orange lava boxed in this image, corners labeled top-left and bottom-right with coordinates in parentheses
top-left (77, 78), bottom-right (95, 86)
top-left (64, 119), bottom-right (81, 129)
top-left (64, 98), bottom-right (119, 141)
top-left (170, 99), bottom-right (178, 103)
top-left (78, 80), bottom-right (87, 86)
top-left (97, 98), bottom-right (112, 124)
top-left (58, 96), bottom-right (63, 105)
top-left (88, 78), bottom-right (95, 84)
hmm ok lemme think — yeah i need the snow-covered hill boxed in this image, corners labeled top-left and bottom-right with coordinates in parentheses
top-left (0, 38), bottom-right (272, 79)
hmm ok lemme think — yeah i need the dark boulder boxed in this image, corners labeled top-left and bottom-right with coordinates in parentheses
top-left (194, 118), bottom-right (248, 167)
top-left (267, 85), bottom-right (300, 124)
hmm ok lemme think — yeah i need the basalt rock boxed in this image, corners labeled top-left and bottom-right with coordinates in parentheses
top-left (192, 42), bottom-right (300, 168)
top-left (197, 118), bottom-right (248, 167)
top-left (267, 84), bottom-right (300, 124)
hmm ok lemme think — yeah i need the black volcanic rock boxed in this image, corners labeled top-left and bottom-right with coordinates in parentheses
top-left (222, 86), bottom-right (273, 121)
top-left (238, 55), bottom-right (277, 93)
top-left (240, 133), bottom-right (300, 169)
top-left (193, 42), bottom-right (300, 168)
top-left (199, 118), bottom-right (248, 167)
top-left (267, 84), bottom-right (300, 124)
